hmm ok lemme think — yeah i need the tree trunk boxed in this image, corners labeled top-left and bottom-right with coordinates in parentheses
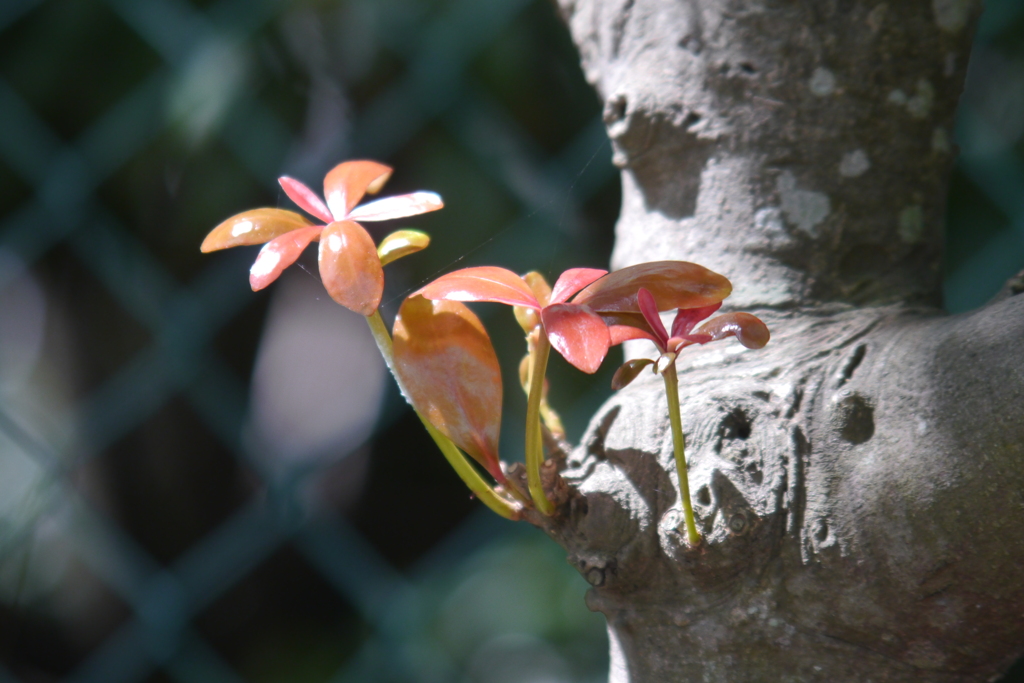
top-left (540, 1), bottom-right (1024, 680)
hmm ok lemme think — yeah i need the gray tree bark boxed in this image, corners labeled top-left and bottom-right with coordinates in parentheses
top-left (538, 1), bottom-right (1024, 680)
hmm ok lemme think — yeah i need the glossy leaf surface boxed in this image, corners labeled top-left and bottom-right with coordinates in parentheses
top-left (347, 192), bottom-right (444, 222)
top-left (249, 225), bottom-right (321, 291)
top-left (278, 177), bottom-right (333, 223)
top-left (671, 302), bottom-right (722, 338)
top-left (418, 267), bottom-right (539, 308)
top-left (393, 296), bottom-right (504, 479)
top-left (200, 209), bottom-right (313, 252)
top-left (514, 306), bottom-right (541, 334)
top-left (611, 358), bottom-right (655, 390)
top-left (541, 303), bottom-right (610, 374)
top-left (323, 160), bottom-right (393, 219)
top-left (550, 268), bottom-right (608, 304)
top-left (378, 229), bottom-right (430, 267)
top-left (318, 220), bottom-right (384, 316)
top-left (573, 261), bottom-right (731, 313)
top-left (695, 312), bottom-right (771, 349)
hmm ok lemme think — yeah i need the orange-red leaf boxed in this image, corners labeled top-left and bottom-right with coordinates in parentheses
top-left (323, 160), bottom-right (392, 220)
top-left (550, 268), bottom-right (608, 304)
top-left (596, 311), bottom-right (658, 345)
top-left (541, 304), bottom-right (611, 374)
top-left (200, 209), bottom-right (313, 252)
top-left (694, 312), bottom-right (770, 349)
top-left (318, 220), bottom-right (384, 316)
top-left (249, 225), bottom-right (321, 291)
top-left (573, 261), bottom-right (732, 313)
top-left (609, 324), bottom-right (653, 346)
top-left (393, 296), bottom-right (504, 479)
top-left (611, 358), bottom-right (655, 390)
top-left (418, 266), bottom-right (539, 308)
top-left (347, 191), bottom-right (444, 222)
top-left (279, 176), bottom-right (333, 223)
top-left (637, 287), bottom-right (669, 346)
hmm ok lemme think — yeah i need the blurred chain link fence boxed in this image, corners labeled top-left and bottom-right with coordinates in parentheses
top-left (0, 0), bottom-right (1022, 682)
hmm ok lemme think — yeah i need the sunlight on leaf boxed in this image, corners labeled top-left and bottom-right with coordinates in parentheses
top-left (201, 209), bottom-right (313, 252)
top-left (348, 192), bottom-right (444, 222)
top-left (695, 312), bottom-right (771, 349)
top-left (378, 229), bottom-right (431, 266)
top-left (419, 267), bottom-right (539, 308)
top-left (318, 221), bottom-right (384, 316)
top-left (323, 160), bottom-right (393, 219)
top-left (393, 296), bottom-right (504, 480)
top-left (279, 176), bottom-right (333, 223)
top-left (250, 226), bottom-right (322, 291)
top-left (540, 304), bottom-right (610, 374)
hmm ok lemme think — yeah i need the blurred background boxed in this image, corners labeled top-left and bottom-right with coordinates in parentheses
top-left (0, 0), bottom-right (1021, 682)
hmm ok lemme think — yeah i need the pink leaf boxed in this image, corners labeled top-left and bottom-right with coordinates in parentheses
top-left (278, 177), bottom-right (333, 223)
top-left (318, 220), bottom-right (384, 316)
top-left (323, 160), bottom-right (393, 220)
top-left (393, 296), bottom-right (504, 480)
top-left (249, 225), bottom-right (321, 291)
top-left (637, 288), bottom-right (669, 347)
top-left (549, 268), bottom-right (608, 304)
top-left (347, 191), bottom-right (444, 222)
top-left (540, 304), bottom-right (611, 374)
top-left (418, 267), bottom-right (539, 308)
top-left (609, 324), bottom-right (654, 346)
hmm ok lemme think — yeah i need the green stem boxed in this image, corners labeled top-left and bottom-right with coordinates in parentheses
top-left (663, 363), bottom-right (701, 546)
top-left (526, 332), bottom-right (555, 515)
top-left (365, 310), bottom-right (519, 520)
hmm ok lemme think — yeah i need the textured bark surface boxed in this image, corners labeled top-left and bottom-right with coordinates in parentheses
top-left (536, 0), bottom-right (1024, 680)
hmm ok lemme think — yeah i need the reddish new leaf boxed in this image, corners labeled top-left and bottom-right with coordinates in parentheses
top-left (573, 261), bottom-right (732, 313)
top-left (323, 160), bottom-right (392, 220)
top-left (610, 324), bottom-right (654, 346)
top-left (611, 358), bottom-right (656, 390)
top-left (597, 311), bottom-right (658, 345)
top-left (278, 176), bottom-right (334, 223)
top-left (549, 267), bottom-right (608, 304)
top-left (671, 302), bottom-right (722, 338)
top-left (318, 220), bottom-right (384, 316)
top-left (541, 304), bottom-right (611, 374)
top-left (393, 296), bottom-right (504, 479)
top-left (249, 225), bottom-right (321, 291)
top-left (200, 209), bottom-right (313, 252)
top-left (694, 312), bottom-right (771, 349)
top-left (637, 288), bottom-right (669, 346)
top-left (347, 192), bottom-right (444, 222)
top-left (418, 267), bottom-right (539, 308)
